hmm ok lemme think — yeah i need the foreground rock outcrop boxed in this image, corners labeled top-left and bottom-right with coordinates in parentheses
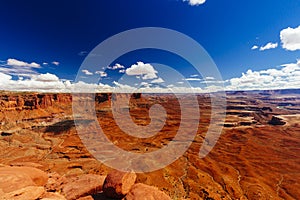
top-left (0, 166), bottom-right (48, 193)
top-left (103, 170), bottom-right (137, 199)
top-left (61, 174), bottom-right (106, 200)
top-left (1, 186), bottom-right (45, 200)
top-left (123, 183), bottom-right (172, 200)
top-left (0, 166), bottom-right (171, 200)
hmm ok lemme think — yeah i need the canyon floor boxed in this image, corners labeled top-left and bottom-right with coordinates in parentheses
top-left (0, 90), bottom-right (300, 200)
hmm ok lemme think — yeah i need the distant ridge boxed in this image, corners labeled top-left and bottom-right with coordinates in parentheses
top-left (226, 88), bottom-right (300, 95)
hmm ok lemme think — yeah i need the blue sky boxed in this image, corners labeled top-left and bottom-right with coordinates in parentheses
top-left (0, 0), bottom-right (300, 92)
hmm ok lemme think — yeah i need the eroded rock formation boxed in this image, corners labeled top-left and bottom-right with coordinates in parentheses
top-left (0, 91), bottom-right (300, 199)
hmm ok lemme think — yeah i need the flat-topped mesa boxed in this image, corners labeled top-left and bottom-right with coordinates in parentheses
top-left (0, 93), bottom-right (142, 111)
top-left (0, 93), bottom-right (72, 111)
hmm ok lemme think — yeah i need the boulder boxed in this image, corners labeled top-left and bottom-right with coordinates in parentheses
top-left (103, 170), bottom-right (137, 199)
top-left (123, 183), bottom-right (172, 200)
top-left (39, 192), bottom-right (67, 200)
top-left (0, 166), bottom-right (48, 193)
top-left (61, 174), bottom-right (106, 200)
top-left (1, 186), bottom-right (45, 200)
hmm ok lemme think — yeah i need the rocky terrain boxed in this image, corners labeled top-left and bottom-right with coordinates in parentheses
top-left (0, 90), bottom-right (300, 199)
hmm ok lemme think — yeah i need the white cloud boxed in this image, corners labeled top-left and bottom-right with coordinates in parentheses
top-left (119, 69), bottom-right (125, 73)
top-left (95, 71), bottom-right (107, 77)
top-left (227, 60), bottom-right (300, 90)
top-left (126, 62), bottom-right (158, 80)
top-left (140, 82), bottom-right (152, 87)
top-left (0, 72), bottom-right (12, 82)
top-left (259, 42), bottom-right (278, 51)
top-left (0, 72), bottom-right (64, 92)
top-left (7, 58), bottom-right (41, 68)
top-left (32, 73), bottom-right (60, 82)
top-left (0, 72), bottom-right (114, 93)
top-left (107, 63), bottom-right (125, 70)
top-left (52, 61), bottom-right (60, 66)
top-left (183, 0), bottom-right (206, 6)
top-left (43, 62), bottom-right (48, 65)
top-left (151, 77), bottom-right (165, 83)
top-left (0, 66), bottom-right (38, 77)
top-left (205, 76), bottom-right (215, 80)
top-left (251, 45), bottom-right (259, 50)
top-left (2, 57), bottom-right (300, 93)
top-left (82, 69), bottom-right (93, 75)
top-left (0, 58), bottom-right (42, 77)
top-left (280, 25), bottom-right (300, 51)
top-left (185, 78), bottom-right (202, 81)
top-left (190, 74), bottom-right (199, 77)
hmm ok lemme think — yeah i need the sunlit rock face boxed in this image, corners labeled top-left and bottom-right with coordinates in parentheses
top-left (0, 90), bottom-right (300, 199)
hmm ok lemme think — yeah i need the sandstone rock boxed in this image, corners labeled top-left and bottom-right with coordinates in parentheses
top-left (40, 192), bottom-right (67, 200)
top-left (38, 94), bottom-right (53, 109)
top-left (1, 92), bottom-right (300, 199)
top-left (77, 196), bottom-right (94, 200)
top-left (103, 170), bottom-right (137, 199)
top-left (0, 93), bottom-right (72, 111)
top-left (123, 183), bottom-right (172, 200)
top-left (0, 170), bottom-right (35, 193)
top-left (45, 172), bottom-right (67, 192)
top-left (9, 161), bottom-right (44, 168)
top-left (1, 186), bottom-right (45, 200)
top-left (0, 166), bottom-right (48, 193)
top-left (61, 174), bottom-right (106, 200)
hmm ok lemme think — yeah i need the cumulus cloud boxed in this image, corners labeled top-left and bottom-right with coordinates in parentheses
top-left (125, 62), bottom-right (158, 80)
top-left (0, 72), bottom-right (12, 82)
top-left (280, 25), bottom-right (300, 51)
top-left (32, 73), bottom-right (60, 82)
top-left (0, 72), bottom-right (114, 93)
top-left (251, 45), bottom-right (259, 50)
top-left (259, 42), bottom-right (278, 51)
top-left (183, 0), bottom-right (206, 6)
top-left (119, 69), bottom-right (125, 73)
top-left (151, 77), bottom-right (165, 83)
top-left (95, 71), bottom-right (107, 77)
top-left (2, 56), bottom-right (300, 93)
top-left (0, 58), bottom-right (42, 77)
top-left (7, 58), bottom-right (41, 68)
top-left (82, 69), bottom-right (93, 75)
top-left (107, 63), bottom-right (125, 70)
top-left (0, 66), bottom-right (39, 77)
top-left (112, 80), bottom-right (206, 93)
top-left (52, 61), bottom-right (60, 66)
top-left (0, 72), bottom-right (64, 92)
top-left (227, 60), bottom-right (300, 90)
